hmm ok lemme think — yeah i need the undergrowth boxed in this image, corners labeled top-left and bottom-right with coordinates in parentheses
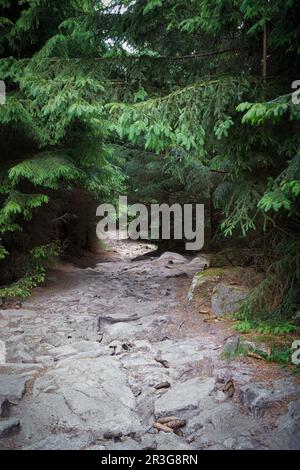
top-left (233, 319), bottom-right (298, 335)
top-left (0, 243), bottom-right (59, 300)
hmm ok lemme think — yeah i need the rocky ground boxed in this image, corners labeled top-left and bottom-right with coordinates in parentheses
top-left (0, 239), bottom-right (299, 450)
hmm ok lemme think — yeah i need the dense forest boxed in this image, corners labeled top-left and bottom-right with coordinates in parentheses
top-left (0, 0), bottom-right (300, 326)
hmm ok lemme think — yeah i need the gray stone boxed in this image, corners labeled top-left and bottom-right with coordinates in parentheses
top-left (159, 252), bottom-right (187, 263)
top-left (104, 322), bottom-right (146, 342)
top-left (86, 444), bottom-right (107, 450)
top-left (25, 433), bottom-right (94, 450)
top-left (155, 377), bottom-right (215, 416)
top-left (140, 435), bottom-right (157, 450)
top-left (18, 352), bottom-right (34, 364)
top-left (155, 432), bottom-right (193, 450)
top-left (0, 341), bottom-right (6, 364)
top-left (293, 310), bottom-right (300, 325)
top-left (277, 399), bottom-right (300, 449)
top-left (211, 283), bottom-right (248, 315)
top-left (185, 414), bottom-right (205, 435)
top-left (0, 397), bottom-right (10, 417)
top-left (235, 437), bottom-right (265, 450)
top-left (239, 379), bottom-right (300, 417)
top-left (223, 437), bottom-right (237, 449)
top-left (0, 417), bottom-right (20, 438)
top-left (158, 339), bottom-right (205, 367)
top-left (0, 309), bottom-right (33, 319)
top-left (32, 356), bottom-right (142, 435)
top-left (0, 375), bottom-right (28, 400)
top-left (35, 356), bottom-right (54, 367)
top-left (222, 336), bottom-right (240, 357)
top-left (49, 341), bottom-right (106, 361)
top-left (105, 439), bottom-right (142, 450)
top-left (243, 340), bottom-right (269, 355)
top-left (205, 444), bottom-right (225, 450)
top-left (189, 256), bottom-right (209, 267)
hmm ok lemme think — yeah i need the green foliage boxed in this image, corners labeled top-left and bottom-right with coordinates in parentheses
top-left (0, 244), bottom-right (8, 260)
top-left (0, 0), bottom-right (124, 295)
top-left (234, 320), bottom-right (297, 335)
top-left (0, 242), bottom-right (59, 298)
top-left (261, 346), bottom-right (293, 366)
top-left (233, 320), bottom-right (252, 334)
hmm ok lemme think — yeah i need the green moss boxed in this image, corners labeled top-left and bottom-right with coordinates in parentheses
top-left (195, 267), bottom-right (239, 279)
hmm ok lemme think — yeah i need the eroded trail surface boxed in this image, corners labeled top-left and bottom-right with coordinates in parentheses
top-left (0, 240), bottom-right (299, 450)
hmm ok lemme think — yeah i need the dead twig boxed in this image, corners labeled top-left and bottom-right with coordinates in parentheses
top-left (155, 352), bottom-right (170, 369)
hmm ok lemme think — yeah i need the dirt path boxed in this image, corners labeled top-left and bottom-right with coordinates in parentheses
top-left (0, 239), bottom-right (299, 450)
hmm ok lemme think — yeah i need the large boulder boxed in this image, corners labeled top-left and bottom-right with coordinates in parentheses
top-left (187, 268), bottom-right (225, 303)
top-left (211, 283), bottom-right (248, 316)
top-left (188, 266), bottom-right (263, 306)
top-left (277, 399), bottom-right (300, 449)
top-left (32, 356), bottom-right (142, 436)
top-left (239, 379), bottom-right (300, 418)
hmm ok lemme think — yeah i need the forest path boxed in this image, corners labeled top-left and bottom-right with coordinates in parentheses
top-left (0, 239), bottom-right (299, 450)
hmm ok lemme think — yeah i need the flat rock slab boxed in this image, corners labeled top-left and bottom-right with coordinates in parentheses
top-left (155, 377), bottom-right (215, 417)
top-left (32, 356), bottom-right (142, 435)
top-left (158, 339), bottom-right (205, 366)
top-left (25, 432), bottom-right (94, 450)
top-left (0, 375), bottom-right (28, 400)
top-left (155, 432), bottom-right (195, 450)
top-left (0, 418), bottom-right (20, 438)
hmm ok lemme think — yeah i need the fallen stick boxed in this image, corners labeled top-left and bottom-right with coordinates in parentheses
top-left (155, 352), bottom-right (170, 369)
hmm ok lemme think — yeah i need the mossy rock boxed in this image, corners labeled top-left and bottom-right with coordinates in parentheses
top-left (212, 283), bottom-right (249, 316)
top-left (188, 267), bottom-right (241, 303)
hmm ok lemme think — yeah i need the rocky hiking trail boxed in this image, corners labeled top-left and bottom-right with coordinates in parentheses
top-left (0, 239), bottom-right (299, 450)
